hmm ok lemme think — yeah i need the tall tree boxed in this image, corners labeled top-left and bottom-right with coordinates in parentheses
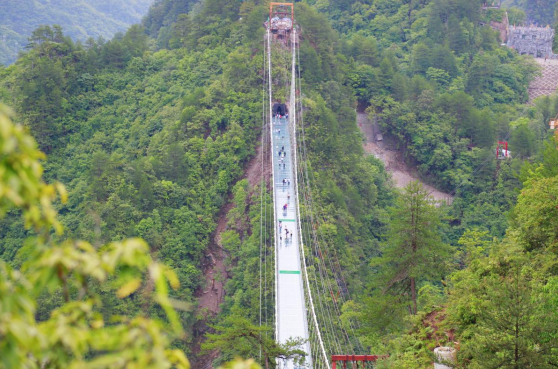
top-left (351, 34), bottom-right (379, 67)
top-left (447, 15), bottom-right (468, 54)
top-left (448, 242), bottom-right (558, 369)
top-left (468, 257), bottom-right (558, 369)
top-left (203, 316), bottom-right (307, 369)
top-left (372, 181), bottom-right (451, 315)
top-left (411, 43), bottom-right (431, 75)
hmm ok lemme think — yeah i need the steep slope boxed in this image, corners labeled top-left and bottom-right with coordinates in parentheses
top-left (0, 0), bottom-right (154, 65)
top-left (358, 112), bottom-right (453, 203)
top-left (529, 58), bottom-right (558, 101)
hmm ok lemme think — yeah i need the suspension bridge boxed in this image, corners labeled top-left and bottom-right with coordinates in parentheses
top-left (259, 4), bottom-right (379, 369)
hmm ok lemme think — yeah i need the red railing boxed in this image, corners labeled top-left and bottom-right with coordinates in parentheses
top-left (331, 355), bottom-right (385, 369)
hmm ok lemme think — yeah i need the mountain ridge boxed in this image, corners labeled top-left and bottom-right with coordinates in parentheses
top-left (0, 0), bottom-right (154, 65)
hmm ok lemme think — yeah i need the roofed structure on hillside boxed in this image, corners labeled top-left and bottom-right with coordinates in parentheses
top-left (264, 2), bottom-right (299, 45)
top-left (481, 1), bottom-right (502, 9)
top-left (507, 25), bottom-right (556, 58)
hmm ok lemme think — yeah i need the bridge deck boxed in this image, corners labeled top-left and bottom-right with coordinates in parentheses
top-left (272, 116), bottom-right (311, 369)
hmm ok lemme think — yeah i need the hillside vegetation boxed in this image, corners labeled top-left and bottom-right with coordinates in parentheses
top-left (503, 0), bottom-right (558, 25)
top-left (0, 0), bottom-right (558, 368)
top-left (0, 0), bottom-right (153, 65)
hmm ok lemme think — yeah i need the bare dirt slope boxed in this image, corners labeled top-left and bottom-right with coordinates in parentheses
top-left (358, 112), bottom-right (453, 203)
top-left (190, 140), bottom-right (269, 368)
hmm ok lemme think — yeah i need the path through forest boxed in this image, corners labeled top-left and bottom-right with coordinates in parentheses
top-left (357, 112), bottom-right (453, 203)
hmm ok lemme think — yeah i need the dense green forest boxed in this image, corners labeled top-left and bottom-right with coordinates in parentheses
top-left (1, 0), bottom-right (558, 368)
top-left (503, 0), bottom-right (558, 25)
top-left (0, 0), bottom-right (154, 65)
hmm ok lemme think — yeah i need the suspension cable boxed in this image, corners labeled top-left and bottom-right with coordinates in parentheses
top-left (290, 27), bottom-right (330, 369)
top-left (267, 28), bottom-right (279, 346)
top-left (259, 28), bottom-right (267, 361)
top-left (295, 42), bottom-right (364, 355)
top-left (290, 57), bottom-right (344, 357)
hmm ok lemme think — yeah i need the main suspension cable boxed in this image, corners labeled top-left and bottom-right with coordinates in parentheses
top-left (290, 27), bottom-right (330, 369)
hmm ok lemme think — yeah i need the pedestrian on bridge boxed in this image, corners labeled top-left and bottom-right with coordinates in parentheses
top-left (287, 193), bottom-right (290, 202)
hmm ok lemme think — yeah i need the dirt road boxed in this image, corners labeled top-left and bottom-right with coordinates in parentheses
top-left (358, 112), bottom-right (453, 204)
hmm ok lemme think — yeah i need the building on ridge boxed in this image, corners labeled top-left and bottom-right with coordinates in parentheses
top-left (507, 25), bottom-right (555, 58)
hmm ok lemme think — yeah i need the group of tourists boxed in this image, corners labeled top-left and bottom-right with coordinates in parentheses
top-left (278, 221), bottom-right (294, 245)
top-left (272, 102), bottom-right (289, 119)
top-left (278, 145), bottom-right (287, 169)
top-left (278, 146), bottom-right (286, 159)
top-left (274, 100), bottom-right (294, 246)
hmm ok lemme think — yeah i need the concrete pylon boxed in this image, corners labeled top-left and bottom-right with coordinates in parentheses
top-left (434, 347), bottom-right (456, 369)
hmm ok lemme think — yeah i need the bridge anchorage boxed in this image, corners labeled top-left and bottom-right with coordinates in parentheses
top-left (262, 4), bottom-right (382, 369)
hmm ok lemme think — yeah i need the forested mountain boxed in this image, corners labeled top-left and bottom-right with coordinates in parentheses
top-left (1, 0), bottom-right (558, 368)
top-left (0, 0), bottom-right (154, 65)
top-left (503, 0), bottom-right (557, 25)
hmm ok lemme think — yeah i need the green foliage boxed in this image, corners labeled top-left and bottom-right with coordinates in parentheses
top-left (0, 107), bottom-right (189, 369)
top-left (0, 105), bottom-right (64, 231)
top-left (513, 175), bottom-right (558, 253)
top-left (4, 0), bottom-right (558, 367)
top-left (218, 359), bottom-right (261, 369)
top-left (0, 0), bottom-right (153, 65)
top-left (370, 181), bottom-right (450, 316)
top-left (506, 7), bottom-right (527, 25)
top-left (143, 0), bottom-right (198, 45)
top-left (203, 316), bottom-right (307, 368)
top-left (522, 0), bottom-right (558, 25)
top-left (0, 4), bottom-right (266, 352)
top-left (0, 2), bottom-right (395, 364)
top-left (447, 241), bottom-right (558, 369)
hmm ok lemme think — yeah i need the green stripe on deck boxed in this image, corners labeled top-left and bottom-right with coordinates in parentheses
top-left (278, 219), bottom-right (296, 222)
top-left (279, 270), bottom-right (301, 274)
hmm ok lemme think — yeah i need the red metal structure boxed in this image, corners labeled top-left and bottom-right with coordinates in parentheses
top-left (496, 141), bottom-right (509, 159)
top-left (267, 2), bottom-right (295, 44)
top-left (269, 2), bottom-right (294, 25)
top-left (331, 355), bottom-right (383, 369)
